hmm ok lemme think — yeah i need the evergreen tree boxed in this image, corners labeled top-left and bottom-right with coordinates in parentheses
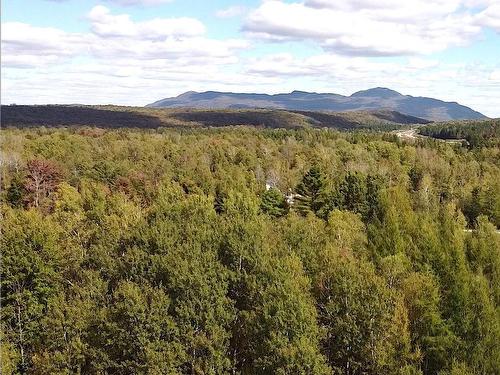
top-left (466, 216), bottom-right (500, 304)
top-left (365, 174), bottom-right (383, 221)
top-left (339, 172), bottom-right (367, 216)
top-left (401, 272), bottom-right (457, 374)
top-left (5, 173), bottom-right (24, 208)
top-left (295, 166), bottom-right (326, 215)
top-left (260, 187), bottom-right (287, 217)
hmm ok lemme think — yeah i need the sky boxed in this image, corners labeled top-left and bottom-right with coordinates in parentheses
top-left (1, 0), bottom-right (500, 117)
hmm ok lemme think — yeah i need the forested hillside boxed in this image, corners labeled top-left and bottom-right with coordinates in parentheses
top-left (0, 105), bottom-right (428, 131)
top-left (419, 119), bottom-right (500, 148)
top-left (1, 126), bottom-right (499, 374)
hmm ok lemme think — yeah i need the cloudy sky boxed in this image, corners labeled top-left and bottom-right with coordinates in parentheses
top-left (2, 0), bottom-right (500, 116)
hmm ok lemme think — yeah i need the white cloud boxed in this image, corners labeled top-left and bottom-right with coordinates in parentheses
top-left (2, 2), bottom-right (499, 117)
top-left (216, 5), bottom-right (247, 18)
top-left (245, 53), bottom-right (407, 80)
top-left (2, 6), bottom-right (248, 69)
top-left (1, 22), bottom-right (89, 68)
top-left (88, 5), bottom-right (205, 39)
top-left (3, 49), bottom-right (499, 116)
top-left (1, 6), bottom-right (255, 106)
top-left (0, 61), bottom-right (281, 107)
top-left (490, 70), bottom-right (500, 81)
top-left (407, 58), bottom-right (440, 70)
top-left (304, 0), bottom-right (462, 20)
top-left (474, 3), bottom-right (500, 32)
top-left (45, 0), bottom-right (173, 4)
top-left (106, 0), bottom-right (174, 6)
top-left (88, 36), bottom-right (248, 62)
top-left (243, 0), bottom-right (484, 56)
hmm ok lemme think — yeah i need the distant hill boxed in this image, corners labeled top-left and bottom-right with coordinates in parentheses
top-left (0, 105), bottom-right (429, 131)
top-left (147, 88), bottom-right (486, 121)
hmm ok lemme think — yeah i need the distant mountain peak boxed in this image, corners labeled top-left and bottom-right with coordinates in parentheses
top-left (147, 88), bottom-right (486, 121)
top-left (351, 87), bottom-right (403, 98)
top-left (177, 91), bottom-right (198, 98)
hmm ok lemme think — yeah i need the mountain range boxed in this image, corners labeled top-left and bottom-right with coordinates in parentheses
top-left (147, 87), bottom-right (486, 121)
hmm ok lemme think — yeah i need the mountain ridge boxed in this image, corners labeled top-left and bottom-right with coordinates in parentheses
top-left (147, 87), bottom-right (486, 121)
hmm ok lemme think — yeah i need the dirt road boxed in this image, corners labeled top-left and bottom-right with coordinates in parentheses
top-left (394, 129), bottom-right (422, 141)
top-left (394, 128), bottom-right (468, 145)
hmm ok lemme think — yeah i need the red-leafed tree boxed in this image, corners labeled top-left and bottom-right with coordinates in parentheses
top-left (24, 159), bottom-right (62, 207)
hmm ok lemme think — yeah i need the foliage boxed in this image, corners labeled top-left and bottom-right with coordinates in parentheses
top-left (419, 119), bottom-right (500, 148)
top-left (0, 125), bottom-right (499, 374)
top-left (295, 166), bottom-right (326, 215)
top-left (260, 187), bottom-right (288, 217)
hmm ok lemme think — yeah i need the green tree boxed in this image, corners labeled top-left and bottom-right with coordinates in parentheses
top-left (144, 185), bottom-right (235, 373)
top-left (339, 172), bottom-right (367, 216)
top-left (260, 187), bottom-right (287, 217)
top-left (295, 166), bottom-right (326, 215)
top-left (466, 216), bottom-right (500, 304)
top-left (326, 209), bottom-right (367, 258)
top-left (401, 272), bottom-right (457, 374)
top-left (368, 186), bottom-right (416, 260)
top-left (96, 281), bottom-right (184, 374)
top-left (365, 174), bottom-right (383, 221)
top-left (0, 208), bottom-right (65, 373)
top-left (462, 187), bottom-right (482, 227)
top-left (0, 329), bottom-right (19, 375)
top-left (5, 173), bottom-right (25, 208)
top-left (464, 275), bottom-right (500, 374)
top-left (241, 254), bottom-right (330, 375)
top-left (316, 254), bottom-right (401, 374)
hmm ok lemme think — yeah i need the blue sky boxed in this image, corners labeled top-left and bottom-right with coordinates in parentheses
top-left (2, 0), bottom-right (500, 116)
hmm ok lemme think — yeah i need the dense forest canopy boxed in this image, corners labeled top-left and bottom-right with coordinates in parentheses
top-left (1, 125), bottom-right (499, 374)
top-left (418, 119), bottom-right (500, 148)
